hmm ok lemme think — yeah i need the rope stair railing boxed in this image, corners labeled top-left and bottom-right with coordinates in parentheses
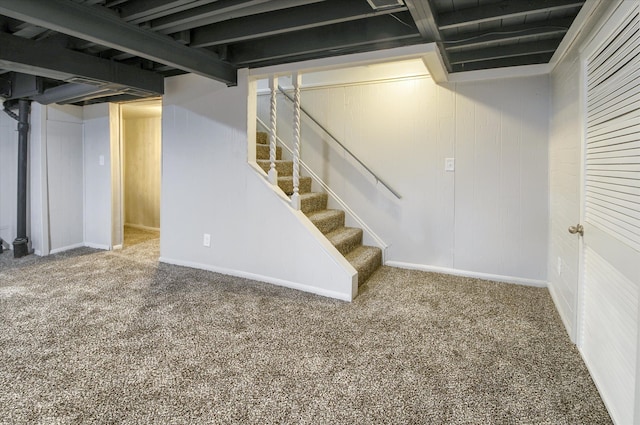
top-left (261, 72), bottom-right (401, 210)
top-left (275, 81), bottom-right (401, 200)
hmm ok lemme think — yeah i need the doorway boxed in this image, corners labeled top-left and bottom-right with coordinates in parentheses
top-left (120, 99), bottom-right (162, 248)
top-left (576, 2), bottom-right (640, 424)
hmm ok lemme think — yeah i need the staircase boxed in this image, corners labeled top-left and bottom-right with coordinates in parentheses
top-left (256, 132), bottom-right (382, 288)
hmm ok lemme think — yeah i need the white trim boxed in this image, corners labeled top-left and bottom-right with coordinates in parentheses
top-left (49, 242), bottom-right (86, 254)
top-left (250, 43), bottom-right (438, 78)
top-left (448, 64), bottom-right (551, 83)
top-left (83, 242), bottom-right (110, 250)
top-left (39, 104), bottom-right (51, 256)
top-left (159, 256), bottom-right (353, 302)
top-left (112, 244), bottom-right (123, 250)
top-left (386, 261), bottom-right (548, 288)
top-left (256, 73), bottom-right (431, 95)
top-left (422, 47), bottom-right (448, 83)
top-left (547, 280), bottom-right (575, 338)
top-left (124, 223), bottom-right (160, 232)
top-left (549, 0), bottom-right (606, 71)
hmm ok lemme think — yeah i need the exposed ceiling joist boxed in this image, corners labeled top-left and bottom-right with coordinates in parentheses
top-left (117, 0), bottom-right (217, 23)
top-left (404, 0), bottom-right (452, 72)
top-left (190, 0), bottom-right (408, 48)
top-left (0, 31), bottom-right (164, 94)
top-left (444, 18), bottom-right (573, 51)
top-left (149, 0), bottom-right (324, 34)
top-left (0, 0), bottom-right (237, 85)
top-left (452, 53), bottom-right (555, 73)
top-left (438, 0), bottom-right (586, 30)
top-left (448, 39), bottom-right (561, 65)
top-left (229, 13), bottom-right (421, 66)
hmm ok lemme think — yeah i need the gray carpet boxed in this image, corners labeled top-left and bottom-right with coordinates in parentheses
top-left (0, 239), bottom-right (612, 424)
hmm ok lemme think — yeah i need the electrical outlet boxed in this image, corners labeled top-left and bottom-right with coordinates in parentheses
top-left (557, 257), bottom-right (562, 275)
top-left (203, 233), bottom-right (211, 247)
top-left (99, 155), bottom-right (105, 166)
top-left (445, 158), bottom-right (455, 172)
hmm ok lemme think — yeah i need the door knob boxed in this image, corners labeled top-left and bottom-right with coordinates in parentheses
top-left (568, 224), bottom-right (584, 236)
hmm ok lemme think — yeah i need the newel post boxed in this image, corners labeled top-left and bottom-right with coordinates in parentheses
top-left (291, 72), bottom-right (302, 210)
top-left (268, 75), bottom-right (278, 185)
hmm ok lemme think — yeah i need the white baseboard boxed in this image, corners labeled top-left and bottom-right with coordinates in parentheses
top-left (125, 223), bottom-right (160, 232)
top-left (159, 257), bottom-right (353, 302)
top-left (50, 242), bottom-right (86, 255)
top-left (547, 280), bottom-right (575, 341)
top-left (112, 244), bottom-right (123, 250)
top-left (385, 261), bottom-right (548, 288)
top-left (84, 242), bottom-right (110, 250)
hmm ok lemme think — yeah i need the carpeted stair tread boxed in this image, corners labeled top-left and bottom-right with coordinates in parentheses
top-left (254, 132), bottom-right (381, 290)
top-left (278, 176), bottom-right (312, 195)
top-left (300, 192), bottom-right (328, 214)
top-left (307, 209), bottom-right (345, 234)
top-left (345, 245), bottom-right (382, 286)
top-left (257, 160), bottom-right (293, 176)
top-left (256, 144), bottom-right (282, 160)
top-left (326, 227), bottom-right (363, 256)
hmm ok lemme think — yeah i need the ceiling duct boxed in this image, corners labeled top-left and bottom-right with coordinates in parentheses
top-left (367, 0), bottom-right (404, 10)
top-left (32, 83), bottom-right (117, 105)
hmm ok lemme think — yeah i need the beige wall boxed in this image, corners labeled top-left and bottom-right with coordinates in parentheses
top-left (123, 115), bottom-right (161, 229)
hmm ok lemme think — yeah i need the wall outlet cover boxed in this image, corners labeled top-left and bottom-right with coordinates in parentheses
top-left (203, 233), bottom-right (211, 247)
top-left (445, 158), bottom-right (455, 172)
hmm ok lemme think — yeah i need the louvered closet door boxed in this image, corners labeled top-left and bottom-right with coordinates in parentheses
top-left (580, 2), bottom-right (640, 424)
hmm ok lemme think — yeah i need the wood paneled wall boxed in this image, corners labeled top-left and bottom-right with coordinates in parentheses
top-left (123, 116), bottom-right (161, 229)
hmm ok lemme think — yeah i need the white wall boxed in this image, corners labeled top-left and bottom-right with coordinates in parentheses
top-left (259, 68), bottom-right (549, 285)
top-left (0, 110), bottom-right (18, 249)
top-left (0, 103), bottom-right (83, 255)
top-left (123, 116), bottom-right (161, 229)
top-left (45, 105), bottom-right (84, 253)
top-left (83, 103), bottom-right (113, 250)
top-left (160, 72), bottom-right (357, 300)
top-left (547, 0), bottom-right (621, 339)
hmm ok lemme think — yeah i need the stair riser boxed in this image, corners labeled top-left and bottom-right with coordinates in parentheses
top-left (257, 160), bottom-right (293, 176)
top-left (332, 230), bottom-right (363, 256)
top-left (279, 177), bottom-right (311, 195)
top-left (356, 250), bottom-right (382, 286)
top-left (256, 144), bottom-right (282, 160)
top-left (257, 132), bottom-right (268, 145)
top-left (310, 212), bottom-right (345, 234)
top-left (301, 194), bottom-right (328, 214)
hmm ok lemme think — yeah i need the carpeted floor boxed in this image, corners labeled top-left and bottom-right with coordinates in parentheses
top-left (0, 238), bottom-right (612, 424)
top-left (124, 225), bottom-right (160, 247)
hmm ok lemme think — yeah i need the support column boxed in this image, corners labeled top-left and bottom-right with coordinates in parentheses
top-left (13, 99), bottom-right (31, 258)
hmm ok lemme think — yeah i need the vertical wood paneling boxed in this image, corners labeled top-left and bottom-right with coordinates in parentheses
top-left (123, 117), bottom-right (161, 229)
top-left (582, 246), bottom-right (637, 425)
top-left (84, 104), bottom-right (114, 249)
top-left (0, 113), bottom-right (18, 246)
top-left (258, 68), bottom-right (548, 281)
top-left (47, 120), bottom-right (84, 251)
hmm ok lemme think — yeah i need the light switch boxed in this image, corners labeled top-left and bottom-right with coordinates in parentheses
top-left (445, 158), bottom-right (455, 172)
top-left (99, 155), bottom-right (105, 166)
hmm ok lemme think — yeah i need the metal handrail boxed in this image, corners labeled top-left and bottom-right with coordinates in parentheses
top-left (277, 85), bottom-right (401, 199)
